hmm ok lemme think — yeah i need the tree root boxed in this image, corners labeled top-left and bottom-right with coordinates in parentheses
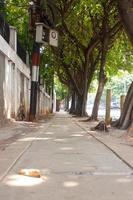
top-left (91, 121), bottom-right (109, 132)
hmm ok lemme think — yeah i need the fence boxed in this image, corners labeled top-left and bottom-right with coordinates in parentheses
top-left (17, 38), bottom-right (27, 64)
top-left (0, 14), bottom-right (10, 43)
top-left (0, 14), bottom-right (27, 64)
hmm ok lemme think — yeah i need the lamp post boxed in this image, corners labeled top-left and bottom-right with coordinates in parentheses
top-left (29, 42), bottom-right (40, 121)
top-left (29, 0), bottom-right (41, 121)
top-left (28, 0), bottom-right (58, 121)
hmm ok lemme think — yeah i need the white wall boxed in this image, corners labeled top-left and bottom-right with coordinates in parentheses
top-left (37, 85), bottom-right (52, 116)
top-left (0, 34), bottom-right (30, 121)
top-left (0, 31), bottom-right (55, 122)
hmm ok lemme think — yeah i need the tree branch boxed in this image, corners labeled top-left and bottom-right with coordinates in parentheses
top-left (62, 20), bottom-right (86, 51)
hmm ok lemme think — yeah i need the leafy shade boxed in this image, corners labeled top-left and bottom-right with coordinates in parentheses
top-left (5, 0), bottom-right (29, 48)
top-left (54, 77), bottom-right (68, 101)
top-left (106, 33), bottom-right (133, 76)
top-left (40, 47), bottom-right (54, 90)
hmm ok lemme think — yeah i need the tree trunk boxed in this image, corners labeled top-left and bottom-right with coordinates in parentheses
top-left (128, 122), bottom-right (133, 134)
top-left (117, 1), bottom-right (133, 130)
top-left (73, 59), bottom-right (90, 117)
top-left (91, 73), bottom-right (107, 120)
top-left (91, 29), bottom-right (109, 120)
top-left (69, 91), bottom-right (76, 114)
top-left (116, 82), bottom-right (133, 129)
top-left (118, 0), bottom-right (133, 45)
top-left (75, 94), bottom-right (87, 116)
top-left (82, 59), bottom-right (89, 116)
top-left (65, 94), bottom-right (70, 111)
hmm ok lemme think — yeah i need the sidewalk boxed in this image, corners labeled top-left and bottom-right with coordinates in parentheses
top-left (74, 117), bottom-right (133, 169)
top-left (0, 117), bottom-right (52, 181)
top-left (0, 112), bottom-right (133, 200)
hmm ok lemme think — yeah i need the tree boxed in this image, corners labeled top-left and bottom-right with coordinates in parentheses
top-left (90, 2), bottom-right (122, 120)
top-left (5, 0), bottom-right (29, 48)
top-left (115, 0), bottom-right (133, 130)
top-left (52, 0), bottom-right (121, 117)
top-left (116, 82), bottom-right (133, 129)
top-left (118, 0), bottom-right (133, 44)
top-left (54, 78), bottom-right (68, 101)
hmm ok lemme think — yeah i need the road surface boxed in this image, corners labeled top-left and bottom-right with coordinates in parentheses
top-left (0, 112), bottom-right (133, 200)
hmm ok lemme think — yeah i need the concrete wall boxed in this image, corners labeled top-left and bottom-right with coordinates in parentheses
top-left (0, 33), bottom-right (30, 122)
top-left (0, 29), bottom-right (55, 124)
top-left (0, 52), bottom-right (6, 125)
top-left (37, 85), bottom-right (52, 117)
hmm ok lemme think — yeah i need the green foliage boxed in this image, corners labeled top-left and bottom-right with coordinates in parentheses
top-left (54, 77), bottom-right (68, 101)
top-left (5, 0), bottom-right (29, 49)
top-left (40, 47), bottom-right (54, 90)
top-left (106, 33), bottom-right (133, 77)
top-left (3, 0), bottom-right (133, 103)
top-left (90, 70), bottom-right (133, 97)
top-left (0, 0), bottom-right (6, 16)
top-left (106, 71), bottom-right (133, 97)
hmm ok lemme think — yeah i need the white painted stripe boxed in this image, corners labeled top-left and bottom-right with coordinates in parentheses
top-left (32, 65), bottom-right (39, 82)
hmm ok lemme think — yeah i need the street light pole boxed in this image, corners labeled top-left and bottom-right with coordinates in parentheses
top-left (29, 42), bottom-right (40, 121)
top-left (29, 0), bottom-right (41, 121)
top-left (28, 0), bottom-right (58, 121)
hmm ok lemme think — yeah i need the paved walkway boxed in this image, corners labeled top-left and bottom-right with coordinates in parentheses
top-left (0, 112), bottom-right (133, 200)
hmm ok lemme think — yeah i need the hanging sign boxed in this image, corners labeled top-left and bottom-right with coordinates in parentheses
top-left (35, 23), bottom-right (49, 44)
top-left (49, 29), bottom-right (58, 47)
top-left (35, 23), bottom-right (58, 47)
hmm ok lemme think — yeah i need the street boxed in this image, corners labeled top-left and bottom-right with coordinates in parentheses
top-left (0, 112), bottom-right (133, 200)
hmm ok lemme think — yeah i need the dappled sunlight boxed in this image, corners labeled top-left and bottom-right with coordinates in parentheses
top-left (63, 181), bottom-right (79, 188)
top-left (54, 138), bottom-right (67, 142)
top-left (44, 132), bottom-right (55, 135)
top-left (21, 133), bottom-right (26, 136)
top-left (37, 125), bottom-right (46, 129)
top-left (4, 174), bottom-right (45, 187)
top-left (116, 178), bottom-right (133, 183)
top-left (71, 131), bottom-right (85, 134)
top-left (51, 125), bottom-right (62, 127)
top-left (70, 134), bottom-right (84, 137)
top-left (51, 125), bottom-right (69, 129)
top-left (89, 130), bottom-right (97, 133)
top-left (29, 126), bottom-right (42, 129)
top-left (18, 137), bottom-right (52, 142)
top-left (60, 147), bottom-right (74, 151)
top-left (14, 121), bottom-right (37, 125)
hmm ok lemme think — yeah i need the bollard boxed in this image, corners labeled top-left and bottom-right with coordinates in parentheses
top-left (105, 89), bottom-right (111, 125)
top-left (120, 95), bottom-right (125, 115)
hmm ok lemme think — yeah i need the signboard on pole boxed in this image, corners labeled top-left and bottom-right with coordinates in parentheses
top-left (35, 23), bottom-right (49, 44)
top-left (35, 23), bottom-right (58, 47)
top-left (49, 29), bottom-right (58, 47)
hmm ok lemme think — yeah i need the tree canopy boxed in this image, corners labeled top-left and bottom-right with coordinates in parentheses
top-left (0, 0), bottom-right (133, 129)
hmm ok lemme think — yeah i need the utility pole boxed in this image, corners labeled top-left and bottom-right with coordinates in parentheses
top-left (29, 42), bottom-right (40, 121)
top-left (28, 0), bottom-right (58, 121)
top-left (29, 0), bottom-right (41, 121)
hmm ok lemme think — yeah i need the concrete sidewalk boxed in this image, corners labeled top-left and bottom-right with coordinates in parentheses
top-left (74, 117), bottom-right (133, 169)
top-left (0, 112), bottom-right (133, 200)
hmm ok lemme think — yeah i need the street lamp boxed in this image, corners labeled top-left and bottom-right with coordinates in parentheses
top-left (29, 0), bottom-right (58, 121)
